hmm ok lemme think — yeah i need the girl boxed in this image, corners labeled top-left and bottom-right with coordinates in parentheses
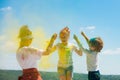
top-left (16, 25), bottom-right (50, 80)
top-left (46, 27), bottom-right (82, 80)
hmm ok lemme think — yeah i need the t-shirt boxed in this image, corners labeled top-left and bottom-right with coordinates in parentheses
top-left (16, 47), bottom-right (43, 69)
top-left (56, 43), bottom-right (75, 67)
top-left (79, 44), bottom-right (99, 71)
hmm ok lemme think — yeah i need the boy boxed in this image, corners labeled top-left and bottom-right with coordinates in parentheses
top-left (74, 31), bottom-right (103, 80)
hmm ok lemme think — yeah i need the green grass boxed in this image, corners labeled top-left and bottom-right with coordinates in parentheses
top-left (0, 70), bottom-right (120, 80)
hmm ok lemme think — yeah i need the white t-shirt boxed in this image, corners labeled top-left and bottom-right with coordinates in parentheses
top-left (79, 44), bottom-right (99, 71)
top-left (16, 47), bottom-right (43, 69)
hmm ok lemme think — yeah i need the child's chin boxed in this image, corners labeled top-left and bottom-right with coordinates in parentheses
top-left (62, 40), bottom-right (67, 42)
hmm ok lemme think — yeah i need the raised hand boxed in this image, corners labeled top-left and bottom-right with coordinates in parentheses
top-left (73, 34), bottom-right (80, 45)
top-left (46, 33), bottom-right (57, 50)
top-left (51, 33), bottom-right (57, 41)
top-left (81, 31), bottom-right (89, 45)
top-left (81, 31), bottom-right (87, 38)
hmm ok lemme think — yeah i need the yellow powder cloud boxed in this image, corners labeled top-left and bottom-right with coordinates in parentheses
top-left (1, 10), bottom-right (56, 69)
top-left (32, 27), bottom-right (57, 69)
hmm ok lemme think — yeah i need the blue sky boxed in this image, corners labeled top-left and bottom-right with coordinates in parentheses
top-left (0, 0), bottom-right (120, 75)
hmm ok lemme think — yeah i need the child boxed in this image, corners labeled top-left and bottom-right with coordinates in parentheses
top-left (46, 27), bottom-right (82, 80)
top-left (74, 31), bottom-right (103, 80)
top-left (16, 25), bottom-right (50, 80)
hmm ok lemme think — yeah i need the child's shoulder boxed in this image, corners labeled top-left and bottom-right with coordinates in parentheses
top-left (68, 43), bottom-right (74, 46)
top-left (20, 46), bottom-right (34, 50)
top-left (18, 46), bottom-right (39, 53)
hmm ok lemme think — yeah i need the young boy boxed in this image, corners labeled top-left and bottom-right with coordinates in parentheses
top-left (74, 31), bottom-right (103, 80)
top-left (46, 27), bottom-right (82, 80)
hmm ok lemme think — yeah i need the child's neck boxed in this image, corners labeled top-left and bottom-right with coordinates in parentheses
top-left (19, 43), bottom-right (30, 49)
top-left (61, 42), bottom-right (68, 45)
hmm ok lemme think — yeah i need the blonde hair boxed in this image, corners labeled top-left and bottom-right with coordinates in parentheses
top-left (18, 25), bottom-right (33, 40)
top-left (59, 27), bottom-right (70, 36)
top-left (18, 25), bottom-right (33, 49)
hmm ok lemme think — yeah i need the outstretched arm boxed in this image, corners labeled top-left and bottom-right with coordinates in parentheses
top-left (81, 31), bottom-right (89, 46)
top-left (73, 46), bottom-right (82, 56)
top-left (73, 34), bottom-right (82, 56)
top-left (74, 34), bottom-right (89, 55)
top-left (43, 33), bottom-right (57, 55)
top-left (73, 34), bottom-right (81, 46)
top-left (46, 33), bottom-right (57, 50)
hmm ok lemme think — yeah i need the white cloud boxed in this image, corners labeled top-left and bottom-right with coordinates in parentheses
top-left (79, 27), bottom-right (84, 31)
top-left (102, 48), bottom-right (120, 55)
top-left (0, 6), bottom-right (12, 12)
top-left (79, 25), bottom-right (96, 32)
top-left (86, 26), bottom-right (96, 30)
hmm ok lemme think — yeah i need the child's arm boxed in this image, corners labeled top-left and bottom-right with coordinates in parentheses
top-left (42, 33), bottom-right (57, 55)
top-left (73, 34), bottom-right (82, 56)
top-left (73, 47), bottom-right (82, 56)
top-left (73, 34), bottom-right (81, 46)
top-left (74, 34), bottom-right (90, 54)
top-left (81, 31), bottom-right (89, 46)
top-left (46, 33), bottom-right (57, 50)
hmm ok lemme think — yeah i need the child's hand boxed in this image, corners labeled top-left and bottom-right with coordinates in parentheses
top-left (81, 31), bottom-right (85, 37)
top-left (73, 34), bottom-right (78, 41)
top-left (51, 33), bottom-right (57, 41)
top-left (73, 34), bottom-right (80, 45)
top-left (46, 33), bottom-right (57, 50)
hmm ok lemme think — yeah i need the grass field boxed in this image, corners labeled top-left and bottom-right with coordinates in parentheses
top-left (0, 70), bottom-right (120, 80)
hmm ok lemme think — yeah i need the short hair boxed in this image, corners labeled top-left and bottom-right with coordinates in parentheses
top-left (89, 37), bottom-right (103, 52)
top-left (59, 27), bottom-right (70, 36)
